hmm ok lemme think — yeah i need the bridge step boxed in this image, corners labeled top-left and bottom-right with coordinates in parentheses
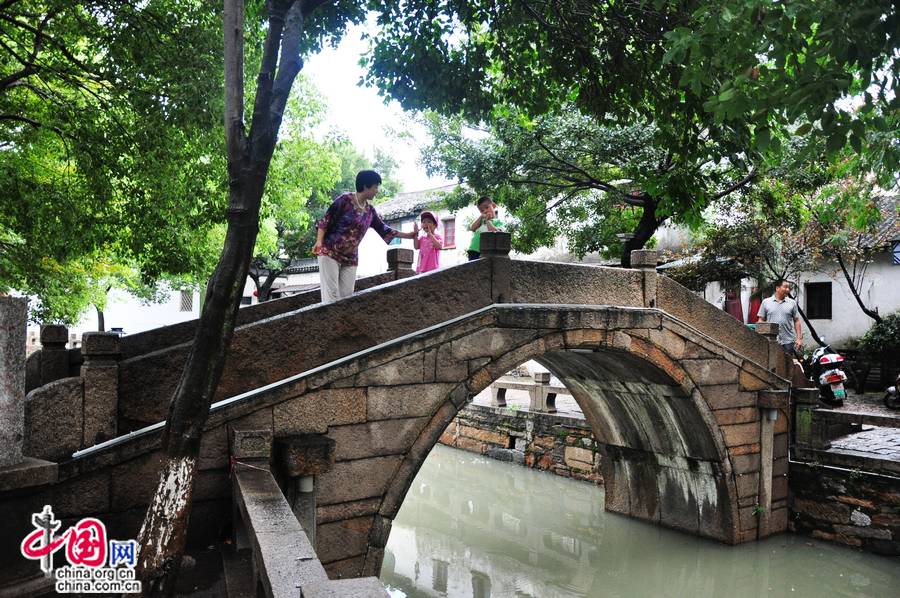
top-left (815, 407), bottom-right (900, 429)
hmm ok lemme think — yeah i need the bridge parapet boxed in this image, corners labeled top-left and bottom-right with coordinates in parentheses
top-left (230, 429), bottom-right (388, 597)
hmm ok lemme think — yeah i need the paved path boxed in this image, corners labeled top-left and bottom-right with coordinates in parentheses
top-left (830, 427), bottom-right (900, 461)
top-left (837, 391), bottom-right (900, 418)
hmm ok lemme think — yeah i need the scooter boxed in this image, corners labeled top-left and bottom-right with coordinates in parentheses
top-left (884, 374), bottom-right (900, 410)
top-left (807, 342), bottom-right (848, 407)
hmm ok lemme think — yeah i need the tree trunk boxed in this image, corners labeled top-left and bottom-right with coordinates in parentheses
top-left (834, 252), bottom-right (882, 323)
top-left (620, 197), bottom-right (665, 268)
top-left (95, 305), bottom-right (105, 332)
top-left (258, 269), bottom-right (282, 301)
top-left (795, 303), bottom-right (826, 347)
top-left (134, 2), bottom-right (309, 594)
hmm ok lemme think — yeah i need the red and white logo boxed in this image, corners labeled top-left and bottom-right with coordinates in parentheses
top-left (20, 505), bottom-right (141, 594)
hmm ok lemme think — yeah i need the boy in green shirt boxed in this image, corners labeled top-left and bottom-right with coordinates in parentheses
top-left (468, 196), bottom-right (505, 260)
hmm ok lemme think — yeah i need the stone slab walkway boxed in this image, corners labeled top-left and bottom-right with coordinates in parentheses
top-left (838, 391), bottom-right (900, 418)
top-left (830, 427), bottom-right (900, 462)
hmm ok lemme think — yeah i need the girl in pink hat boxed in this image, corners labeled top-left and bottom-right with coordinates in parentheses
top-left (414, 211), bottom-right (443, 273)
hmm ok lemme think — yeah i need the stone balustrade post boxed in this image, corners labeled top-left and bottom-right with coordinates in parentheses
top-left (630, 249), bottom-right (658, 308)
top-left (275, 434), bottom-right (336, 548)
top-left (529, 371), bottom-right (558, 412)
top-left (386, 248), bottom-right (414, 279)
top-left (231, 429), bottom-right (273, 552)
top-left (80, 332), bottom-right (121, 447)
top-left (755, 322), bottom-right (788, 375)
top-left (481, 232), bottom-right (512, 303)
top-left (0, 297), bottom-right (57, 491)
top-left (792, 387), bottom-right (828, 454)
top-left (757, 389), bottom-right (789, 537)
top-left (39, 324), bottom-right (69, 385)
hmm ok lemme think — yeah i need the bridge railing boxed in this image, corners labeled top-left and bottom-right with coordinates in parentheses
top-left (230, 430), bottom-right (388, 598)
top-left (24, 249), bottom-right (420, 394)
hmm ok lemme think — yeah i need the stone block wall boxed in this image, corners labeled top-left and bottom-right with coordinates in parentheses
top-left (117, 260), bottom-right (492, 428)
top-left (438, 403), bottom-right (602, 485)
top-left (790, 462), bottom-right (900, 555)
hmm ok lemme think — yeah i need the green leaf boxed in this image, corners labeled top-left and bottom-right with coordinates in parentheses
top-left (826, 131), bottom-right (846, 155)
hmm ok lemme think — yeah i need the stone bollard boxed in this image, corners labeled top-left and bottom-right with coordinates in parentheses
top-left (39, 324), bottom-right (69, 385)
top-left (480, 231), bottom-right (511, 258)
top-left (755, 322), bottom-right (788, 375)
top-left (793, 387), bottom-right (828, 453)
top-left (630, 249), bottom-right (658, 308)
top-left (481, 232), bottom-right (512, 303)
top-left (275, 434), bottom-right (336, 548)
top-left (386, 248), bottom-right (414, 279)
top-left (0, 297), bottom-right (57, 491)
top-left (81, 332), bottom-right (121, 447)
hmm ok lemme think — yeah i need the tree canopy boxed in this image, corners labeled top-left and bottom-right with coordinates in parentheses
top-left (1, 1), bottom-right (228, 322)
top-left (419, 108), bottom-right (757, 264)
top-left (366, 0), bottom-right (899, 263)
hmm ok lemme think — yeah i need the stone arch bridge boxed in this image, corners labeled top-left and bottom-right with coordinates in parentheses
top-left (1, 241), bottom-right (793, 588)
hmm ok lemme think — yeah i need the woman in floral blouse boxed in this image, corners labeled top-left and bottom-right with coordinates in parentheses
top-left (313, 170), bottom-right (418, 303)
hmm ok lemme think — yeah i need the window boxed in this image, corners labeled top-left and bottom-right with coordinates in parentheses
top-left (471, 571), bottom-right (491, 598)
top-left (179, 290), bottom-right (193, 312)
top-left (893, 239), bottom-right (900, 265)
top-left (240, 297), bottom-right (252, 306)
top-left (432, 560), bottom-right (448, 593)
top-left (442, 217), bottom-right (456, 247)
top-left (805, 282), bottom-right (832, 319)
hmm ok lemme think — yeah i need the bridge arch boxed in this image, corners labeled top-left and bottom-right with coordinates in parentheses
top-left (293, 306), bottom-right (789, 578)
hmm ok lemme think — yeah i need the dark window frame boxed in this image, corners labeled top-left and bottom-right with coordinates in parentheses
top-left (805, 282), bottom-right (832, 320)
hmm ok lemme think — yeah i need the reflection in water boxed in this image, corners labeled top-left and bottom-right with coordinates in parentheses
top-left (381, 445), bottom-right (900, 597)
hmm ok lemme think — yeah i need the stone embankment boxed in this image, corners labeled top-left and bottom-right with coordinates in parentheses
top-left (790, 462), bottom-right (900, 555)
top-left (439, 403), bottom-right (602, 485)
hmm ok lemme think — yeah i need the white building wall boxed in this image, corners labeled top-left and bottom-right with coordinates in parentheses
top-left (693, 251), bottom-right (900, 348)
top-left (796, 252), bottom-right (900, 347)
top-left (27, 284), bottom-right (203, 344)
top-left (26, 277), bottom-right (270, 346)
top-left (356, 205), bottom-right (483, 276)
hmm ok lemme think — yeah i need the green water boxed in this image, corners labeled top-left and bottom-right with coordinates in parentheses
top-left (380, 444), bottom-right (900, 598)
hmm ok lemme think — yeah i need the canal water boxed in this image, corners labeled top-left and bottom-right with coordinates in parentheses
top-left (380, 445), bottom-right (900, 597)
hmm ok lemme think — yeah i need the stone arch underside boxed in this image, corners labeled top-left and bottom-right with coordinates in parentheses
top-left (536, 348), bottom-right (734, 540)
top-left (282, 307), bottom-right (788, 578)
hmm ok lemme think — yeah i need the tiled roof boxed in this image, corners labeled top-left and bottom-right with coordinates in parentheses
top-left (375, 184), bottom-right (460, 221)
top-left (271, 284), bottom-right (318, 295)
top-left (283, 258), bottom-right (319, 274)
top-left (864, 193), bottom-right (899, 248)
